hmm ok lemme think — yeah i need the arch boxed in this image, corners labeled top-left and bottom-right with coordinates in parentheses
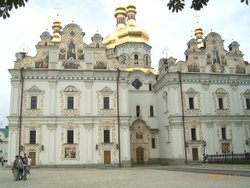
top-left (130, 119), bottom-right (150, 165)
top-left (64, 85), bottom-right (78, 92)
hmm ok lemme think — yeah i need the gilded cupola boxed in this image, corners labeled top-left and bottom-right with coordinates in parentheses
top-left (103, 3), bottom-right (149, 49)
top-left (51, 16), bottom-right (62, 44)
top-left (194, 25), bottom-right (204, 49)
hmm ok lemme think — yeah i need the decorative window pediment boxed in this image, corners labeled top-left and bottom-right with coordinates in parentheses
top-left (27, 85), bottom-right (42, 93)
top-left (216, 88), bottom-right (227, 95)
top-left (186, 88), bottom-right (198, 96)
top-left (100, 86), bottom-right (113, 94)
top-left (244, 89), bottom-right (250, 96)
top-left (64, 85), bottom-right (78, 92)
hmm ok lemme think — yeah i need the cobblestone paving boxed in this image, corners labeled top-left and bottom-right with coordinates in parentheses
top-left (0, 166), bottom-right (249, 188)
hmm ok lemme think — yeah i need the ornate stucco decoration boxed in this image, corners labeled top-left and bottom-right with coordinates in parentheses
top-left (184, 88), bottom-right (201, 116)
top-left (213, 88), bottom-right (230, 115)
top-left (60, 85), bottom-right (81, 116)
top-left (23, 85), bottom-right (44, 116)
top-left (96, 86), bottom-right (117, 116)
top-left (240, 89), bottom-right (250, 115)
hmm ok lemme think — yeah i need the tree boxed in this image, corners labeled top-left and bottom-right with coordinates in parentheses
top-left (167, 0), bottom-right (249, 13)
top-left (0, 0), bottom-right (28, 19)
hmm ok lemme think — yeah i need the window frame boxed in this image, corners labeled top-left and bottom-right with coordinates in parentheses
top-left (188, 97), bottom-right (194, 109)
top-left (30, 96), bottom-right (38, 109)
top-left (67, 130), bottom-right (74, 144)
top-left (150, 105), bottom-right (154, 117)
top-left (136, 105), bottom-right (141, 117)
top-left (67, 96), bottom-right (74, 109)
top-left (218, 97), bottom-right (224, 110)
top-left (103, 96), bottom-right (110, 109)
top-left (246, 98), bottom-right (250, 110)
top-left (151, 138), bottom-right (156, 148)
top-left (221, 127), bottom-right (226, 140)
top-left (103, 129), bottom-right (110, 143)
top-left (29, 130), bottom-right (36, 144)
top-left (191, 128), bottom-right (196, 140)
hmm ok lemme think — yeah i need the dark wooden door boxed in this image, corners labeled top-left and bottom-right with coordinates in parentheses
top-left (136, 147), bottom-right (144, 164)
top-left (28, 152), bottom-right (36, 166)
top-left (192, 148), bottom-right (199, 160)
top-left (104, 151), bottom-right (111, 164)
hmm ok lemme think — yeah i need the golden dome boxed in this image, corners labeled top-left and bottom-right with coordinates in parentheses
top-left (194, 25), bottom-right (204, 49)
top-left (103, 3), bottom-right (149, 49)
top-left (126, 67), bottom-right (158, 75)
top-left (51, 16), bottom-right (62, 44)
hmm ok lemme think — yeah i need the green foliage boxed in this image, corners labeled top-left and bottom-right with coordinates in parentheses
top-left (0, 0), bottom-right (28, 19)
top-left (167, 0), bottom-right (249, 13)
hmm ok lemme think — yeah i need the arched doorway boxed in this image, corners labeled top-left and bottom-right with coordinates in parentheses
top-left (130, 119), bottom-right (150, 165)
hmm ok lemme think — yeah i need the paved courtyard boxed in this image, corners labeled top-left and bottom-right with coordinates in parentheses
top-left (0, 165), bottom-right (249, 188)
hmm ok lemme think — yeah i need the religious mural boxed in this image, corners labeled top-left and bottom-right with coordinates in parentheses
top-left (35, 52), bottom-right (49, 68)
top-left (65, 146), bottom-right (76, 159)
top-left (94, 61), bottom-right (107, 69)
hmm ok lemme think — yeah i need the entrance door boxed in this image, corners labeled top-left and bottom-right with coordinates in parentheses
top-left (192, 148), bottom-right (199, 160)
top-left (28, 152), bottom-right (36, 166)
top-left (104, 151), bottom-right (111, 164)
top-left (136, 147), bottom-right (144, 164)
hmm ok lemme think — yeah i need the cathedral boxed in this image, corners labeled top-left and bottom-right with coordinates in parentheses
top-left (7, 4), bottom-right (250, 167)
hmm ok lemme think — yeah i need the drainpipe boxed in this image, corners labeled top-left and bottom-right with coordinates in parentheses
top-left (178, 71), bottom-right (187, 165)
top-left (19, 68), bottom-right (24, 156)
top-left (116, 68), bottom-right (121, 167)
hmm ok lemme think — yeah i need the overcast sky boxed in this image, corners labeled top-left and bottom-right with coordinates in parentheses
top-left (0, 0), bottom-right (249, 127)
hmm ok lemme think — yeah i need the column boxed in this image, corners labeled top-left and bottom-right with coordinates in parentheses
top-left (84, 123), bottom-right (93, 164)
top-left (10, 82), bottom-right (21, 115)
top-left (8, 127), bottom-right (18, 165)
top-left (84, 80), bottom-right (93, 114)
top-left (230, 85), bottom-right (239, 114)
top-left (120, 82), bottom-right (128, 115)
top-left (47, 123), bottom-right (56, 164)
top-left (48, 80), bottom-right (58, 115)
top-left (202, 84), bottom-right (211, 114)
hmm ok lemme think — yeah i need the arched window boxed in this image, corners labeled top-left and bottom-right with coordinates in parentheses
top-left (150, 105), bottom-right (154, 117)
top-left (136, 105), bottom-right (140, 117)
top-left (134, 54), bottom-right (138, 64)
top-left (145, 56), bottom-right (149, 66)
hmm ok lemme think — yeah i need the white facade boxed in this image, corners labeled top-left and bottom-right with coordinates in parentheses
top-left (7, 4), bottom-right (250, 166)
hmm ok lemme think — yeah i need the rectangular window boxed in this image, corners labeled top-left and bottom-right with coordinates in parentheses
top-left (67, 97), bottom-right (74, 109)
top-left (30, 130), bottom-right (36, 144)
top-left (103, 97), bottom-right (110, 109)
top-left (30, 96), bottom-right (37, 109)
top-left (67, 130), bottom-right (74, 144)
top-left (104, 130), bottom-right (110, 143)
top-left (246, 98), bottom-right (250, 109)
top-left (152, 138), bottom-right (156, 148)
top-left (218, 97), bottom-right (223, 109)
top-left (189, 97), bottom-right (194, 109)
top-left (191, 128), bottom-right (196, 140)
top-left (221, 128), bottom-right (226, 140)
top-left (150, 105), bottom-right (154, 117)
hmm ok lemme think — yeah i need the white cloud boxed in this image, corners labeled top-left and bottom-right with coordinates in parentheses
top-left (0, 0), bottom-right (249, 127)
